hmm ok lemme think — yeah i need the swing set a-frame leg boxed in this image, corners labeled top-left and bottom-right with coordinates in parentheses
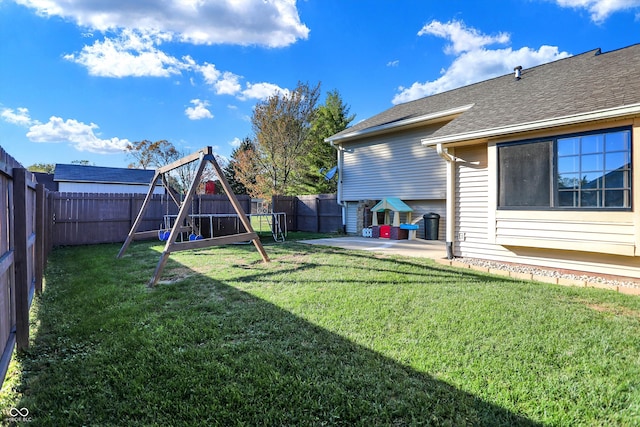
top-left (149, 251), bottom-right (171, 287)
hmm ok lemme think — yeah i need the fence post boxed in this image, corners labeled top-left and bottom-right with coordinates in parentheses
top-left (47, 191), bottom-right (54, 257)
top-left (35, 184), bottom-right (45, 294)
top-left (13, 168), bottom-right (29, 351)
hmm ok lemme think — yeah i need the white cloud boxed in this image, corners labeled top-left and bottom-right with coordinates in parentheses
top-left (418, 20), bottom-right (509, 55)
top-left (553, 0), bottom-right (640, 22)
top-left (229, 137), bottom-right (243, 148)
top-left (194, 65), bottom-right (286, 100)
top-left (26, 116), bottom-right (130, 154)
top-left (15, 0), bottom-right (309, 47)
top-left (1, 107), bottom-right (39, 127)
top-left (197, 62), bottom-right (222, 85)
top-left (65, 30), bottom-right (288, 102)
top-left (387, 60), bottom-right (400, 67)
top-left (215, 72), bottom-right (242, 96)
top-left (392, 20), bottom-right (570, 104)
top-left (240, 82), bottom-right (289, 100)
top-left (64, 29), bottom-right (187, 77)
top-left (185, 99), bottom-right (213, 120)
top-left (193, 64), bottom-right (243, 96)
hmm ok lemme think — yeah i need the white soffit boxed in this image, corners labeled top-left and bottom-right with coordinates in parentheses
top-left (326, 104), bottom-right (474, 143)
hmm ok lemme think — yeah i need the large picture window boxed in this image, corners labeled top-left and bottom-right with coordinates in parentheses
top-left (498, 127), bottom-right (632, 209)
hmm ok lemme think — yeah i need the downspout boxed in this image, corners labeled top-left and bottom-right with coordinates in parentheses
top-left (436, 144), bottom-right (455, 259)
top-left (330, 140), bottom-right (346, 233)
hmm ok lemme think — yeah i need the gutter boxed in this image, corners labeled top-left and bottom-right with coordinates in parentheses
top-left (436, 144), bottom-right (455, 259)
top-left (329, 140), bottom-right (346, 233)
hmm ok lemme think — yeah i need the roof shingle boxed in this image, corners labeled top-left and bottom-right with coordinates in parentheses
top-left (330, 44), bottom-right (640, 143)
top-left (54, 164), bottom-right (155, 185)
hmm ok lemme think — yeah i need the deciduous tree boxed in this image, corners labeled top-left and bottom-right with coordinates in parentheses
top-left (125, 139), bottom-right (179, 169)
top-left (27, 163), bottom-right (55, 174)
top-left (125, 139), bottom-right (221, 195)
top-left (249, 81), bottom-right (321, 197)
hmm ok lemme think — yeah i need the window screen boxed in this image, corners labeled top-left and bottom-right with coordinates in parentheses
top-left (498, 141), bottom-right (552, 207)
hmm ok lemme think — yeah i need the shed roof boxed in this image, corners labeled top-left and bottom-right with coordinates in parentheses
top-left (54, 164), bottom-right (156, 185)
top-left (328, 44), bottom-right (640, 145)
top-left (371, 198), bottom-right (413, 213)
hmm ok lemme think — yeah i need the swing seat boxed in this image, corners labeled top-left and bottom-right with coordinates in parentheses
top-left (158, 230), bottom-right (170, 241)
top-left (189, 233), bottom-right (203, 241)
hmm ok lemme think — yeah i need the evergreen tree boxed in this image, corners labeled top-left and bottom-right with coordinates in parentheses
top-left (300, 89), bottom-right (355, 194)
top-left (223, 138), bottom-right (255, 195)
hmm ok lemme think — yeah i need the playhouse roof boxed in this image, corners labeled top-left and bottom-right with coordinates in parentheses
top-left (371, 198), bottom-right (413, 213)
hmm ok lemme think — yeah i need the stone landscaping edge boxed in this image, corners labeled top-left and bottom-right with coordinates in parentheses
top-left (434, 258), bottom-right (640, 296)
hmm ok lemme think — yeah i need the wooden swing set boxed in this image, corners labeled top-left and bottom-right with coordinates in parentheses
top-left (117, 146), bottom-right (270, 287)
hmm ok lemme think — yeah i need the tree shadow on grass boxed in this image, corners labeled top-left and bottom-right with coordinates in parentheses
top-left (8, 242), bottom-right (542, 426)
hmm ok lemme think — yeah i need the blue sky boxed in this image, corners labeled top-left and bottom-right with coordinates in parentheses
top-left (1, 0), bottom-right (639, 169)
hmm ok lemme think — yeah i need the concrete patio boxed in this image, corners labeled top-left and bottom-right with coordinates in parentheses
top-left (300, 236), bottom-right (448, 260)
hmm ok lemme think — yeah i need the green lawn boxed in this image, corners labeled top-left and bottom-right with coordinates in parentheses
top-left (2, 235), bottom-right (639, 426)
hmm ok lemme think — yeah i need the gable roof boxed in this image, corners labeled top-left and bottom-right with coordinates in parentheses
top-left (328, 44), bottom-right (640, 145)
top-left (54, 164), bottom-right (156, 185)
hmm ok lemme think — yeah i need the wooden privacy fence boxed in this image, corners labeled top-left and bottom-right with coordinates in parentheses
top-left (50, 193), bottom-right (252, 246)
top-left (273, 194), bottom-right (342, 233)
top-left (52, 193), bottom-right (341, 246)
top-left (1, 147), bottom-right (50, 385)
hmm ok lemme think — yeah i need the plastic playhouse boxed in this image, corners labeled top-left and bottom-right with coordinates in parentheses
top-left (368, 198), bottom-right (419, 240)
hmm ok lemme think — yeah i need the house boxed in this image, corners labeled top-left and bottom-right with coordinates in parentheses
top-left (327, 43), bottom-right (640, 279)
top-left (54, 164), bottom-right (163, 194)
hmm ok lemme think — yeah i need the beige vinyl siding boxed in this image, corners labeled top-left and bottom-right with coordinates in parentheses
top-left (454, 145), bottom-right (489, 255)
top-left (453, 141), bottom-right (640, 279)
top-left (495, 211), bottom-right (636, 256)
top-left (342, 127), bottom-right (446, 201)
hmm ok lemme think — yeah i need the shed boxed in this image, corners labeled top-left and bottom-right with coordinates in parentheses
top-left (54, 164), bottom-right (163, 194)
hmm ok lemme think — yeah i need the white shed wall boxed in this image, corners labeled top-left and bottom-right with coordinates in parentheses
top-left (58, 182), bottom-right (163, 194)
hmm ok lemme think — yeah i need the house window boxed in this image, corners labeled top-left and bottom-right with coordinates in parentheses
top-left (498, 127), bottom-right (631, 209)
